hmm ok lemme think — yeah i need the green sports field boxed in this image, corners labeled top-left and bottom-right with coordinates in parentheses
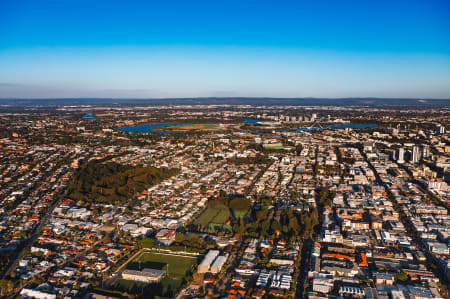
top-left (127, 252), bottom-right (197, 278)
top-left (195, 205), bottom-right (231, 225)
top-left (263, 143), bottom-right (283, 149)
top-left (111, 252), bottom-right (198, 298)
top-left (194, 205), bottom-right (233, 232)
top-left (112, 277), bottom-right (181, 298)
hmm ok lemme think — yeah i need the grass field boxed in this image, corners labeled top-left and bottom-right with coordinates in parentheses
top-left (112, 252), bottom-right (198, 298)
top-left (163, 123), bottom-right (223, 132)
top-left (112, 277), bottom-right (181, 298)
top-left (194, 205), bottom-right (233, 233)
top-left (263, 143), bottom-right (283, 149)
top-left (127, 252), bottom-right (197, 278)
top-left (195, 205), bottom-right (231, 225)
top-left (233, 211), bottom-right (247, 219)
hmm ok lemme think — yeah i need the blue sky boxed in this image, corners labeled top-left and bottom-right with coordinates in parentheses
top-left (1, 0), bottom-right (449, 98)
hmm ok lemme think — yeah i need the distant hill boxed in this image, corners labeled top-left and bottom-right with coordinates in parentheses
top-left (0, 97), bottom-right (449, 107)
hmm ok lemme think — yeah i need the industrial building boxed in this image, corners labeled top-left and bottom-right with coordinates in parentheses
top-left (210, 254), bottom-right (228, 274)
top-left (198, 250), bottom-right (228, 274)
top-left (198, 250), bottom-right (220, 273)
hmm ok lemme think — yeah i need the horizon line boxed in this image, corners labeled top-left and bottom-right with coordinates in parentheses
top-left (1, 97), bottom-right (450, 101)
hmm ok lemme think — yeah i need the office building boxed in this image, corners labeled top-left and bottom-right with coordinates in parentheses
top-left (397, 148), bottom-right (405, 164)
top-left (412, 146), bottom-right (420, 163)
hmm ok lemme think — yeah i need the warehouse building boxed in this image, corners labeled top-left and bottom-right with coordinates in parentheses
top-left (198, 250), bottom-right (220, 273)
top-left (210, 254), bottom-right (228, 273)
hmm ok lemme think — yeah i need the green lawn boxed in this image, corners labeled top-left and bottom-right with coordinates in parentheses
top-left (233, 211), bottom-right (248, 219)
top-left (195, 205), bottom-right (231, 226)
top-left (207, 223), bottom-right (233, 233)
top-left (112, 277), bottom-right (181, 298)
top-left (113, 252), bottom-right (198, 298)
top-left (263, 143), bottom-right (283, 149)
top-left (127, 252), bottom-right (197, 278)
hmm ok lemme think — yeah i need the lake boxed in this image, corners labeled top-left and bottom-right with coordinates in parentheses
top-left (119, 121), bottom-right (378, 134)
top-left (83, 113), bottom-right (97, 119)
top-left (118, 123), bottom-right (197, 134)
top-left (242, 118), bottom-right (260, 123)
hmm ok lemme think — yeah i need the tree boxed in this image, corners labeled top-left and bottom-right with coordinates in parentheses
top-left (175, 232), bottom-right (186, 243)
top-left (260, 221), bottom-right (270, 238)
top-left (396, 272), bottom-right (408, 281)
top-left (256, 208), bottom-right (268, 222)
top-left (229, 197), bottom-right (251, 213)
top-left (103, 234), bottom-right (111, 244)
top-left (270, 220), bottom-right (281, 234)
top-left (318, 188), bottom-right (332, 207)
top-left (0, 279), bottom-right (14, 295)
top-left (288, 216), bottom-right (299, 234)
top-left (67, 159), bottom-right (178, 204)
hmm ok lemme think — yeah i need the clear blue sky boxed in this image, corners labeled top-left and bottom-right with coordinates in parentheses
top-left (1, 0), bottom-right (449, 98)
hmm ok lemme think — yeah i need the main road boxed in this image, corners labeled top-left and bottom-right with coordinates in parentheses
top-left (1, 185), bottom-right (69, 280)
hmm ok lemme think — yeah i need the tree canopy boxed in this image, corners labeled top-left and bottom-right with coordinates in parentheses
top-left (67, 160), bottom-right (178, 204)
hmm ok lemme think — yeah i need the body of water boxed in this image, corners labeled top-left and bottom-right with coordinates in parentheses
top-left (242, 118), bottom-right (260, 123)
top-left (118, 122), bottom-right (196, 134)
top-left (83, 113), bottom-right (97, 119)
top-left (119, 121), bottom-right (377, 134)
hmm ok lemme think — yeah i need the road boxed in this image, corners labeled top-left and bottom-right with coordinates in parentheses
top-left (362, 150), bottom-right (449, 298)
top-left (294, 239), bottom-right (313, 298)
top-left (214, 239), bottom-right (249, 296)
top-left (1, 188), bottom-right (67, 280)
top-left (6, 235), bottom-right (105, 299)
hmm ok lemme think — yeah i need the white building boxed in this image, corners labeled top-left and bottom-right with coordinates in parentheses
top-left (20, 288), bottom-right (56, 299)
top-left (397, 148), bottom-right (405, 164)
top-left (198, 250), bottom-right (219, 273)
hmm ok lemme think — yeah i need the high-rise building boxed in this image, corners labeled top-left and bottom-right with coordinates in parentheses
top-left (397, 148), bottom-right (405, 163)
top-left (422, 145), bottom-right (430, 159)
top-left (412, 146), bottom-right (420, 163)
top-left (435, 124), bottom-right (445, 135)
